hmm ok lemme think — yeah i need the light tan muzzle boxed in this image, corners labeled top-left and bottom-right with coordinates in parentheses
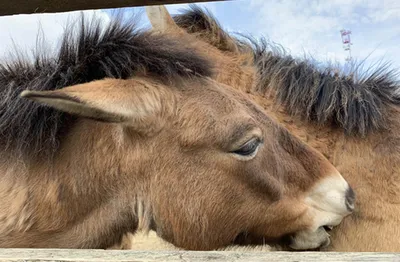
top-left (291, 171), bottom-right (355, 250)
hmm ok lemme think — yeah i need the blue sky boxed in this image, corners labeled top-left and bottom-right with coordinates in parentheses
top-left (0, 0), bottom-right (399, 71)
top-left (163, 0), bottom-right (400, 70)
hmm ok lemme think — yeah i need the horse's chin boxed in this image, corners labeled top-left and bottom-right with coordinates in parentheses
top-left (232, 226), bottom-right (333, 251)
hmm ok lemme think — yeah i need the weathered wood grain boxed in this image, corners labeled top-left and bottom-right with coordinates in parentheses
top-left (0, 0), bottom-right (228, 16)
top-left (0, 249), bottom-right (398, 262)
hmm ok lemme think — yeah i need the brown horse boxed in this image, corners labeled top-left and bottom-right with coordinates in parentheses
top-left (145, 4), bottom-right (400, 252)
top-left (0, 13), bottom-right (353, 250)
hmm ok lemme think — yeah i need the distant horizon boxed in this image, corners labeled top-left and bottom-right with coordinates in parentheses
top-left (1, 0), bottom-right (399, 72)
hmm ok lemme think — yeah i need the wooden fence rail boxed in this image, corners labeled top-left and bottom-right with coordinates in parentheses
top-left (0, 249), bottom-right (398, 262)
top-left (0, 0), bottom-right (228, 16)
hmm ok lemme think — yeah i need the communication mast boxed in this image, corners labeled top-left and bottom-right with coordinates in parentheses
top-left (340, 29), bottom-right (353, 63)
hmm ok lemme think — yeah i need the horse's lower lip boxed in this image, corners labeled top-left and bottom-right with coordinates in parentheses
top-left (232, 226), bottom-right (334, 247)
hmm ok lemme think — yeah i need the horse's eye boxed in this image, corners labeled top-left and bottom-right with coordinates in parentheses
top-left (232, 138), bottom-right (262, 157)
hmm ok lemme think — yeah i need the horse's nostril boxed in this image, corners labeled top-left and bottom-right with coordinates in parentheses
top-left (345, 186), bottom-right (355, 212)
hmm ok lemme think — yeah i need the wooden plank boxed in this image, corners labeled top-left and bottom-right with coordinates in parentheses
top-left (0, 0), bottom-right (228, 17)
top-left (0, 249), bottom-right (397, 262)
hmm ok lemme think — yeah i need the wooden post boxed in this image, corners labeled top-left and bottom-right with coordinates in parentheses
top-left (0, 0), bottom-right (228, 17)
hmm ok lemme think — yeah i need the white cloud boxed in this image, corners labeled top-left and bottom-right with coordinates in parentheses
top-left (0, 10), bottom-right (110, 61)
top-left (0, 3), bottom-right (215, 61)
top-left (248, 0), bottom-right (400, 68)
top-left (1, 1), bottom-right (398, 70)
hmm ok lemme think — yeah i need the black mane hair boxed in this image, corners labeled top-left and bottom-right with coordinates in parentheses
top-left (175, 5), bottom-right (400, 136)
top-left (172, 4), bottom-right (239, 53)
top-left (0, 12), bottom-right (213, 159)
top-left (248, 37), bottom-right (400, 136)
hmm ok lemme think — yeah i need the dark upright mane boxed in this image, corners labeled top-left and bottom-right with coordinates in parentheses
top-left (172, 4), bottom-right (239, 53)
top-left (248, 38), bottom-right (400, 136)
top-left (175, 5), bottom-right (400, 136)
top-left (0, 13), bottom-right (213, 159)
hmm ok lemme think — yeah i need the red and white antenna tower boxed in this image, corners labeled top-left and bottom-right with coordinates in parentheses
top-left (340, 29), bottom-right (353, 63)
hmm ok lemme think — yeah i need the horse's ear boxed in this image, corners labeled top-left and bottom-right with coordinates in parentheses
top-left (20, 78), bottom-right (172, 131)
top-left (146, 5), bottom-right (184, 34)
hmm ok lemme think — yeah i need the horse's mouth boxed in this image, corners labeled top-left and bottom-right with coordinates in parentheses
top-left (232, 225), bottom-right (333, 250)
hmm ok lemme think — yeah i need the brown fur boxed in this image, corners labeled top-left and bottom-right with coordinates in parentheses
top-left (164, 4), bottom-right (400, 252)
top-left (0, 13), bottom-right (348, 250)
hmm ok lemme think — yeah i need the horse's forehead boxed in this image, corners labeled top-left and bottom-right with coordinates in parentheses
top-left (174, 82), bottom-right (256, 144)
top-left (181, 82), bottom-right (243, 115)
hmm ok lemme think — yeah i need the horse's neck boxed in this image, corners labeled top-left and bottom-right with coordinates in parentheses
top-left (0, 167), bottom-right (137, 248)
top-left (326, 118), bottom-right (400, 251)
top-left (332, 124), bottom-right (400, 204)
top-left (0, 162), bottom-right (32, 235)
top-left (0, 121), bottom-right (144, 247)
top-left (0, 158), bottom-right (92, 230)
